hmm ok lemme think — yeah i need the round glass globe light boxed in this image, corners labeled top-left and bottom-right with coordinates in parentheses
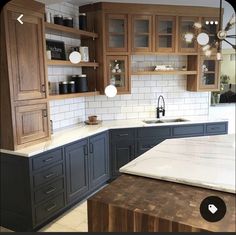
top-left (69, 51), bottom-right (81, 64)
top-left (197, 33), bottom-right (209, 45)
top-left (184, 33), bottom-right (194, 43)
top-left (105, 85), bottom-right (117, 98)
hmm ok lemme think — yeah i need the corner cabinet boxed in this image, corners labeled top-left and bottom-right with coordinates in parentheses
top-left (0, 0), bottom-right (50, 150)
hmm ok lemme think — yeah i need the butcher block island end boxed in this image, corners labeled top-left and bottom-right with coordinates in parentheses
top-left (87, 134), bottom-right (236, 232)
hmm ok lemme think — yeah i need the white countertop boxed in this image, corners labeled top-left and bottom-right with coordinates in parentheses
top-left (0, 117), bottom-right (228, 157)
top-left (120, 134), bottom-right (235, 194)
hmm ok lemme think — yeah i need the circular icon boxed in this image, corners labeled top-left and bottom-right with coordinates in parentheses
top-left (200, 196), bottom-right (226, 222)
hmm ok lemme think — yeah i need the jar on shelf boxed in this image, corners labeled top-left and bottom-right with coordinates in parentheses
top-left (71, 74), bottom-right (88, 92)
top-left (79, 13), bottom-right (87, 30)
top-left (68, 81), bottom-right (76, 93)
top-left (59, 81), bottom-right (68, 94)
top-left (63, 17), bottom-right (73, 28)
top-left (54, 15), bottom-right (63, 25)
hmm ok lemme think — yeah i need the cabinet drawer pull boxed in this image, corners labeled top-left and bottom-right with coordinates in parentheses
top-left (45, 187), bottom-right (56, 195)
top-left (210, 127), bottom-right (220, 130)
top-left (43, 157), bottom-right (54, 162)
top-left (42, 109), bottom-right (48, 118)
top-left (118, 133), bottom-right (128, 137)
top-left (44, 173), bottom-right (55, 179)
top-left (41, 84), bottom-right (46, 93)
top-left (90, 143), bottom-right (93, 153)
top-left (84, 145), bottom-right (88, 155)
top-left (46, 203), bottom-right (57, 212)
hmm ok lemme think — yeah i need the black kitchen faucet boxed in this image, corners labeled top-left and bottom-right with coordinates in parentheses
top-left (156, 95), bottom-right (165, 118)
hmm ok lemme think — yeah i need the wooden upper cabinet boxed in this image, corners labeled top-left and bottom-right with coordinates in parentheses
top-left (131, 15), bottom-right (153, 52)
top-left (15, 103), bottom-right (50, 145)
top-left (106, 55), bottom-right (130, 93)
top-left (156, 16), bottom-right (176, 53)
top-left (6, 9), bottom-right (47, 101)
top-left (178, 16), bottom-right (199, 53)
top-left (106, 14), bottom-right (128, 52)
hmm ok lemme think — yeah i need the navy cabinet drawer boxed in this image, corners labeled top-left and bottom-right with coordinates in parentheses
top-left (35, 193), bottom-right (65, 225)
top-left (32, 148), bottom-right (63, 171)
top-left (111, 128), bottom-right (135, 141)
top-left (33, 164), bottom-right (63, 187)
top-left (34, 178), bottom-right (64, 204)
top-left (172, 124), bottom-right (204, 137)
top-left (137, 138), bottom-right (164, 155)
top-left (137, 126), bottom-right (171, 138)
top-left (206, 123), bottom-right (227, 134)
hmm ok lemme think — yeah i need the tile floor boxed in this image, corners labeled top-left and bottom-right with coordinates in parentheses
top-left (0, 200), bottom-right (88, 232)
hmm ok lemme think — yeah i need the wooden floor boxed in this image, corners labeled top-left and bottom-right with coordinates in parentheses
top-left (88, 174), bottom-right (236, 232)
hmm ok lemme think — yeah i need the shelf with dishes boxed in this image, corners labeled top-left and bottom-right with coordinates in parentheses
top-left (132, 70), bottom-right (197, 75)
top-left (45, 22), bottom-right (98, 39)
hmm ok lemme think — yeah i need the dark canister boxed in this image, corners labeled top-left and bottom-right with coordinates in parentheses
top-left (59, 81), bottom-right (68, 94)
top-left (79, 13), bottom-right (87, 30)
top-left (68, 81), bottom-right (76, 93)
top-left (71, 74), bottom-right (88, 92)
top-left (63, 17), bottom-right (73, 27)
top-left (54, 15), bottom-right (63, 25)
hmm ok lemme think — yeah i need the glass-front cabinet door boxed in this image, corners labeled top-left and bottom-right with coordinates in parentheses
top-left (106, 14), bottom-right (128, 52)
top-left (179, 17), bottom-right (199, 53)
top-left (106, 56), bottom-right (130, 93)
top-left (199, 56), bottom-right (219, 90)
top-left (131, 15), bottom-right (152, 52)
top-left (156, 16), bottom-right (176, 52)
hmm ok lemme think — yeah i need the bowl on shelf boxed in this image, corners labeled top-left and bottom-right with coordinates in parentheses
top-left (88, 115), bottom-right (97, 123)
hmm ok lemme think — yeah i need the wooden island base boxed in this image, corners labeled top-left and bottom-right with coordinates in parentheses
top-left (88, 175), bottom-right (236, 232)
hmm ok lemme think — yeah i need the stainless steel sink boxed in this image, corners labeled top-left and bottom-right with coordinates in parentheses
top-left (143, 118), bottom-right (189, 124)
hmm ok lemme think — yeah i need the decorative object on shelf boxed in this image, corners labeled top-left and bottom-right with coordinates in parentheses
top-left (45, 11), bottom-right (52, 23)
top-left (154, 65), bottom-right (174, 71)
top-left (181, 65), bottom-right (187, 71)
top-left (46, 50), bottom-right (51, 60)
top-left (69, 47), bottom-right (81, 64)
top-left (68, 81), bottom-right (76, 93)
top-left (79, 13), bottom-right (87, 30)
top-left (59, 81), bottom-right (68, 94)
top-left (105, 84), bottom-right (117, 98)
top-left (63, 17), bottom-right (73, 28)
top-left (112, 63), bottom-right (122, 73)
top-left (186, 0), bottom-right (236, 60)
top-left (85, 115), bottom-right (102, 125)
top-left (71, 74), bottom-right (89, 92)
top-left (46, 39), bottom-right (66, 60)
top-left (85, 119), bottom-right (102, 125)
top-left (53, 14), bottom-right (64, 25)
top-left (79, 46), bottom-right (89, 62)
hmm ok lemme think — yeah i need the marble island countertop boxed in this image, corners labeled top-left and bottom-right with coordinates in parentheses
top-left (120, 134), bottom-right (235, 194)
top-left (0, 117), bottom-right (228, 157)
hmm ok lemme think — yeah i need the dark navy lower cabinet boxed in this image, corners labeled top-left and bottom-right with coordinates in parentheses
top-left (65, 138), bottom-right (89, 204)
top-left (205, 122), bottom-right (228, 135)
top-left (111, 139), bottom-right (136, 178)
top-left (89, 132), bottom-right (109, 190)
top-left (137, 138), bottom-right (165, 155)
top-left (172, 124), bottom-right (205, 137)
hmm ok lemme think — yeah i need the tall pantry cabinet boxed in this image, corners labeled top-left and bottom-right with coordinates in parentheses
top-left (0, 0), bottom-right (50, 150)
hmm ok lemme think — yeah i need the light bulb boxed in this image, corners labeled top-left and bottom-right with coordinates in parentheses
top-left (197, 33), bottom-right (209, 45)
top-left (210, 21), bottom-right (214, 25)
top-left (205, 49), bottom-right (212, 57)
top-left (193, 22), bottom-right (202, 29)
top-left (202, 44), bottom-right (210, 51)
top-left (105, 85), bottom-right (117, 98)
top-left (184, 33), bottom-right (194, 43)
top-left (69, 51), bottom-right (81, 64)
top-left (214, 21), bottom-right (218, 25)
top-left (216, 52), bottom-right (222, 60)
top-left (205, 21), bottom-right (209, 25)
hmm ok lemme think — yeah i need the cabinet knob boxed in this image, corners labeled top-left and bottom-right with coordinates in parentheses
top-left (41, 84), bottom-right (46, 93)
top-left (42, 109), bottom-right (48, 117)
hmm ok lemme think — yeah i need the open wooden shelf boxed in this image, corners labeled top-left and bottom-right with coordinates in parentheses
top-left (47, 60), bottom-right (99, 67)
top-left (49, 91), bottom-right (100, 100)
top-left (132, 70), bottom-right (197, 75)
top-left (45, 22), bottom-right (98, 39)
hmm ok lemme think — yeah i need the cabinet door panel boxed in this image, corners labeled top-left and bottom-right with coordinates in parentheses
top-left (65, 139), bottom-right (89, 203)
top-left (89, 132), bottom-right (109, 189)
top-left (7, 10), bottom-right (46, 101)
top-left (15, 103), bottom-right (49, 145)
top-left (111, 139), bottom-right (135, 177)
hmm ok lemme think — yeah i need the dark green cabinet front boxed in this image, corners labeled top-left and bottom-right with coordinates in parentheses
top-left (89, 132), bottom-right (109, 189)
top-left (111, 139), bottom-right (136, 177)
top-left (65, 139), bottom-right (89, 204)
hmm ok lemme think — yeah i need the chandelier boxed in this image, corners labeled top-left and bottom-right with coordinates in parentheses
top-left (185, 0), bottom-right (236, 60)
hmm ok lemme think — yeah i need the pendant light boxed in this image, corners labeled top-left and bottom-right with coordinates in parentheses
top-left (69, 51), bottom-right (81, 64)
top-left (105, 85), bottom-right (117, 98)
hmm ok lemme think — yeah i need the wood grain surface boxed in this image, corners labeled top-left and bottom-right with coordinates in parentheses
top-left (88, 174), bottom-right (236, 232)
